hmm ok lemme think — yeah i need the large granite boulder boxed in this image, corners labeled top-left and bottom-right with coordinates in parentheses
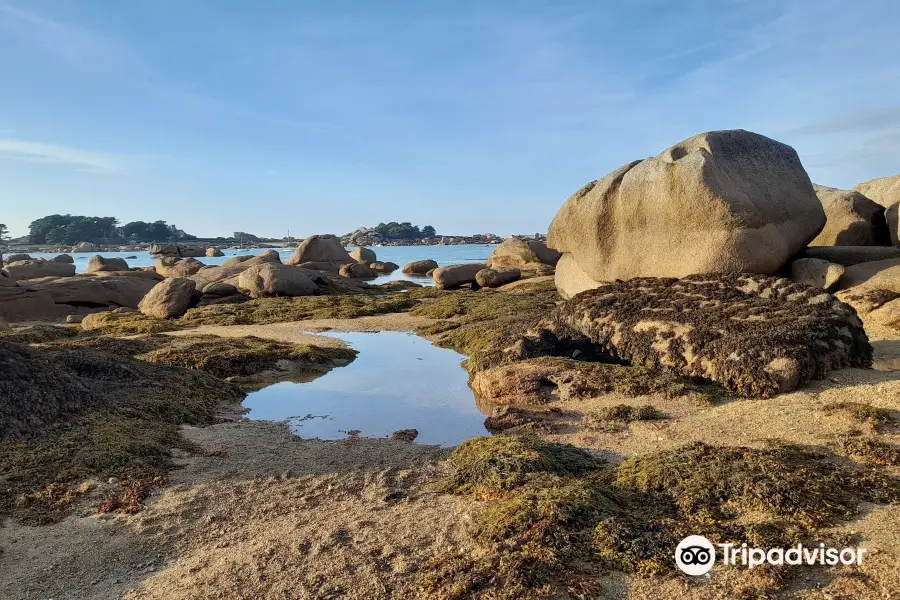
top-left (85, 255), bottom-right (129, 274)
top-left (5, 254), bottom-right (32, 263)
top-left (370, 261), bottom-right (399, 273)
top-left (148, 243), bottom-right (179, 256)
top-left (853, 175), bottom-right (900, 208)
top-left (487, 238), bottom-right (561, 269)
top-left (349, 247), bottom-right (377, 265)
top-left (402, 259), bottom-right (439, 275)
top-left (547, 130), bottom-right (825, 298)
top-left (2, 259), bottom-right (76, 281)
top-left (790, 258), bottom-right (845, 290)
top-left (27, 275), bottom-right (159, 308)
top-left (433, 263), bottom-right (487, 289)
top-left (138, 278), bottom-right (195, 318)
top-left (809, 185), bottom-right (889, 246)
top-left (339, 263), bottom-right (376, 279)
top-left (52, 254), bottom-right (74, 264)
top-left (237, 263), bottom-right (318, 298)
top-left (476, 268), bottom-right (521, 288)
top-left (286, 235), bottom-right (353, 268)
top-left (551, 273), bottom-right (870, 397)
top-left (155, 257), bottom-right (205, 278)
top-left (206, 247), bottom-right (224, 257)
top-left (0, 279), bottom-right (60, 321)
top-left (189, 253), bottom-right (280, 289)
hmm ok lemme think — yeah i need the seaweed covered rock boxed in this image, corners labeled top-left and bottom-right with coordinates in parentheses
top-left (553, 273), bottom-right (871, 397)
top-left (547, 130), bottom-right (825, 297)
top-left (471, 357), bottom-right (710, 405)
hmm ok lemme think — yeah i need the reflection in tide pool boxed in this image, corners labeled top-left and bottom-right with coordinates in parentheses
top-left (242, 331), bottom-right (489, 446)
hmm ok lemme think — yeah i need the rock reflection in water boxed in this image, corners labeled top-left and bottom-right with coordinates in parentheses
top-left (242, 331), bottom-right (489, 446)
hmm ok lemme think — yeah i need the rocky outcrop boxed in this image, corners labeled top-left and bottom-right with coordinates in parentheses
top-left (487, 238), bottom-right (561, 270)
top-left (790, 258), bottom-right (845, 290)
top-left (476, 268), bottom-right (521, 288)
top-left (346, 227), bottom-right (385, 247)
top-left (155, 257), bottom-right (205, 278)
top-left (402, 259), bottom-right (439, 275)
top-left (339, 263), bottom-right (376, 279)
top-left (189, 252), bottom-right (279, 290)
top-left (0, 279), bottom-right (60, 321)
top-left (237, 264), bottom-right (318, 298)
top-left (370, 261), bottom-right (399, 273)
top-left (809, 185), bottom-right (889, 246)
top-left (853, 175), bottom-right (900, 208)
top-left (85, 255), bottom-right (129, 274)
top-left (2, 259), bottom-right (76, 281)
top-left (433, 263), bottom-right (487, 289)
top-left (5, 254), bottom-right (32, 263)
top-left (547, 130), bottom-right (825, 297)
top-left (149, 243), bottom-right (206, 258)
top-left (27, 275), bottom-right (159, 308)
top-left (349, 247), bottom-right (376, 265)
top-left (52, 254), bottom-right (74, 263)
top-left (800, 246), bottom-right (900, 266)
top-left (138, 278), bottom-right (196, 318)
top-left (551, 274), bottom-right (870, 397)
top-left (72, 242), bottom-right (97, 253)
top-left (836, 258), bottom-right (900, 292)
top-left (286, 235), bottom-right (353, 269)
top-left (206, 247), bottom-right (225, 257)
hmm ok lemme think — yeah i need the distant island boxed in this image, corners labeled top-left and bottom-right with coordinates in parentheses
top-left (0, 214), bottom-right (541, 253)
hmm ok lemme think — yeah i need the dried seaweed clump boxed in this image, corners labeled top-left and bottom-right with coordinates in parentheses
top-left (0, 339), bottom-right (244, 523)
top-left (420, 438), bottom-right (900, 599)
top-left (554, 273), bottom-right (871, 397)
top-left (0, 324), bottom-right (80, 344)
top-left (435, 435), bottom-right (604, 496)
top-left (136, 335), bottom-right (357, 378)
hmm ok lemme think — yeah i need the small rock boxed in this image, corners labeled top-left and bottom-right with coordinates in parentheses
top-left (66, 314), bottom-right (84, 324)
top-left (390, 429), bottom-right (419, 442)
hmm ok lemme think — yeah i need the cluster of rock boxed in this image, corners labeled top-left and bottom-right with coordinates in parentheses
top-left (540, 129), bottom-right (900, 310)
top-left (0, 253), bottom-right (162, 321)
top-left (400, 237), bottom-right (560, 290)
top-left (342, 229), bottom-right (503, 247)
top-left (149, 243), bottom-right (213, 258)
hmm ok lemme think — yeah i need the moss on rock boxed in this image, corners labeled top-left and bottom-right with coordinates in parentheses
top-left (136, 335), bottom-right (357, 378)
top-left (553, 274), bottom-right (872, 397)
top-left (81, 311), bottom-right (183, 334)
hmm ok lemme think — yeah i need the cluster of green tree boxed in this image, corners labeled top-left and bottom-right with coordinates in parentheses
top-left (0, 224), bottom-right (8, 245)
top-left (373, 222), bottom-right (436, 239)
top-left (27, 215), bottom-right (196, 244)
top-left (29, 215), bottom-right (120, 245)
top-left (232, 231), bottom-right (262, 242)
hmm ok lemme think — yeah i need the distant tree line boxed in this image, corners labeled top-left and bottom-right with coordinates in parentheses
top-left (27, 214), bottom-right (197, 245)
top-left (373, 222), bottom-right (436, 239)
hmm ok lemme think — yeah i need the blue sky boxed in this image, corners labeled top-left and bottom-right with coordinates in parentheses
top-left (2, 0), bottom-right (900, 239)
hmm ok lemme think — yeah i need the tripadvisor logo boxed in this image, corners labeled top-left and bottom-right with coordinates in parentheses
top-left (675, 535), bottom-right (716, 575)
top-left (675, 535), bottom-right (868, 575)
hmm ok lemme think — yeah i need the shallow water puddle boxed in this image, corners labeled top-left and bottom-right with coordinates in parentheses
top-left (242, 331), bottom-right (489, 446)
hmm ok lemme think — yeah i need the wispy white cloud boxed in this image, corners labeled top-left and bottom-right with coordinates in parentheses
top-left (0, 139), bottom-right (122, 173)
top-left (0, 3), bottom-right (127, 72)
